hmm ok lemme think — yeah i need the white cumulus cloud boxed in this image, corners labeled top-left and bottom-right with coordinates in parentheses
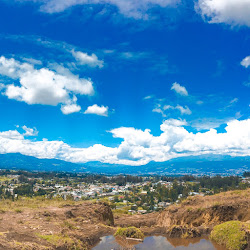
top-left (171, 82), bottom-right (188, 96)
top-left (2, 118), bottom-right (250, 166)
top-left (196, 0), bottom-right (250, 27)
top-left (84, 104), bottom-right (109, 116)
top-left (0, 56), bottom-right (94, 114)
top-left (61, 103), bottom-right (81, 115)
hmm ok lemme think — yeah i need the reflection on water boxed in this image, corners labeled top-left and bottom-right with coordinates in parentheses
top-left (92, 235), bottom-right (226, 250)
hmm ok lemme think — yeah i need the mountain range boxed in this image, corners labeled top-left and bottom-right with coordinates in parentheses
top-left (0, 153), bottom-right (249, 176)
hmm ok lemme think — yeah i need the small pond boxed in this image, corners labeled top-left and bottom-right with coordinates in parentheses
top-left (92, 235), bottom-right (226, 250)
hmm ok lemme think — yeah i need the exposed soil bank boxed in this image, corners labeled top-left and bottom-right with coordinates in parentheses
top-left (0, 201), bottom-right (115, 249)
top-left (157, 189), bottom-right (250, 232)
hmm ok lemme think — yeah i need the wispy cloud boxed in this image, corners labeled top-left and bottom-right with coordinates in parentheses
top-left (14, 0), bottom-right (181, 19)
top-left (219, 98), bottom-right (239, 112)
top-left (0, 34), bottom-right (105, 71)
top-left (1, 35), bottom-right (177, 76)
top-left (213, 60), bottom-right (225, 77)
top-left (171, 82), bottom-right (188, 96)
top-left (153, 103), bottom-right (192, 117)
top-left (71, 50), bottom-right (104, 68)
top-left (22, 125), bottom-right (38, 136)
top-left (143, 95), bottom-right (154, 100)
top-left (102, 48), bottom-right (176, 75)
top-left (241, 56), bottom-right (250, 68)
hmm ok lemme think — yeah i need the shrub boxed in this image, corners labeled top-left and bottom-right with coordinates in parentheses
top-left (15, 209), bottom-right (22, 213)
top-left (210, 221), bottom-right (248, 250)
top-left (196, 207), bottom-right (205, 212)
top-left (104, 219), bottom-right (112, 226)
top-left (114, 227), bottom-right (144, 239)
top-left (62, 220), bottom-right (76, 230)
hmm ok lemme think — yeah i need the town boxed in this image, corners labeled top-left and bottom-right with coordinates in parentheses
top-left (1, 170), bottom-right (250, 215)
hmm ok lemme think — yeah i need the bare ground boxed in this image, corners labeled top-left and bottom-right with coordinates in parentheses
top-left (0, 189), bottom-right (249, 249)
top-left (0, 201), bottom-right (114, 249)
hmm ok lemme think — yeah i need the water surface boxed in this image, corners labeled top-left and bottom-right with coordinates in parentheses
top-left (92, 235), bottom-right (225, 250)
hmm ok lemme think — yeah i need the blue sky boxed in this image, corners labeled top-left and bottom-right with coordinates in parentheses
top-left (0, 0), bottom-right (250, 166)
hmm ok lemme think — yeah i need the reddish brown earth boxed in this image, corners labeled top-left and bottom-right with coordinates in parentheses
top-left (0, 201), bottom-right (114, 249)
top-left (156, 189), bottom-right (250, 237)
top-left (0, 189), bottom-right (249, 249)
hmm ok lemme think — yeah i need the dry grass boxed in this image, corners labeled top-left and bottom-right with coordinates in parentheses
top-left (0, 196), bottom-right (85, 212)
top-left (157, 189), bottom-right (250, 229)
top-left (37, 233), bottom-right (86, 249)
top-left (180, 188), bottom-right (250, 209)
top-left (0, 201), bottom-right (114, 249)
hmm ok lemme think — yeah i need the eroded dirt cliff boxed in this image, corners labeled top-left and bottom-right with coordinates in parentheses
top-left (156, 189), bottom-right (250, 237)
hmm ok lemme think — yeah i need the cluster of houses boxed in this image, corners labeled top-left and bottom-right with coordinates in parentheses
top-left (34, 182), bottom-right (136, 201)
top-left (2, 173), bottom-right (249, 214)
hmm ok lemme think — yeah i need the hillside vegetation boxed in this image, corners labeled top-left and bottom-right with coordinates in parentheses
top-left (210, 221), bottom-right (250, 250)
